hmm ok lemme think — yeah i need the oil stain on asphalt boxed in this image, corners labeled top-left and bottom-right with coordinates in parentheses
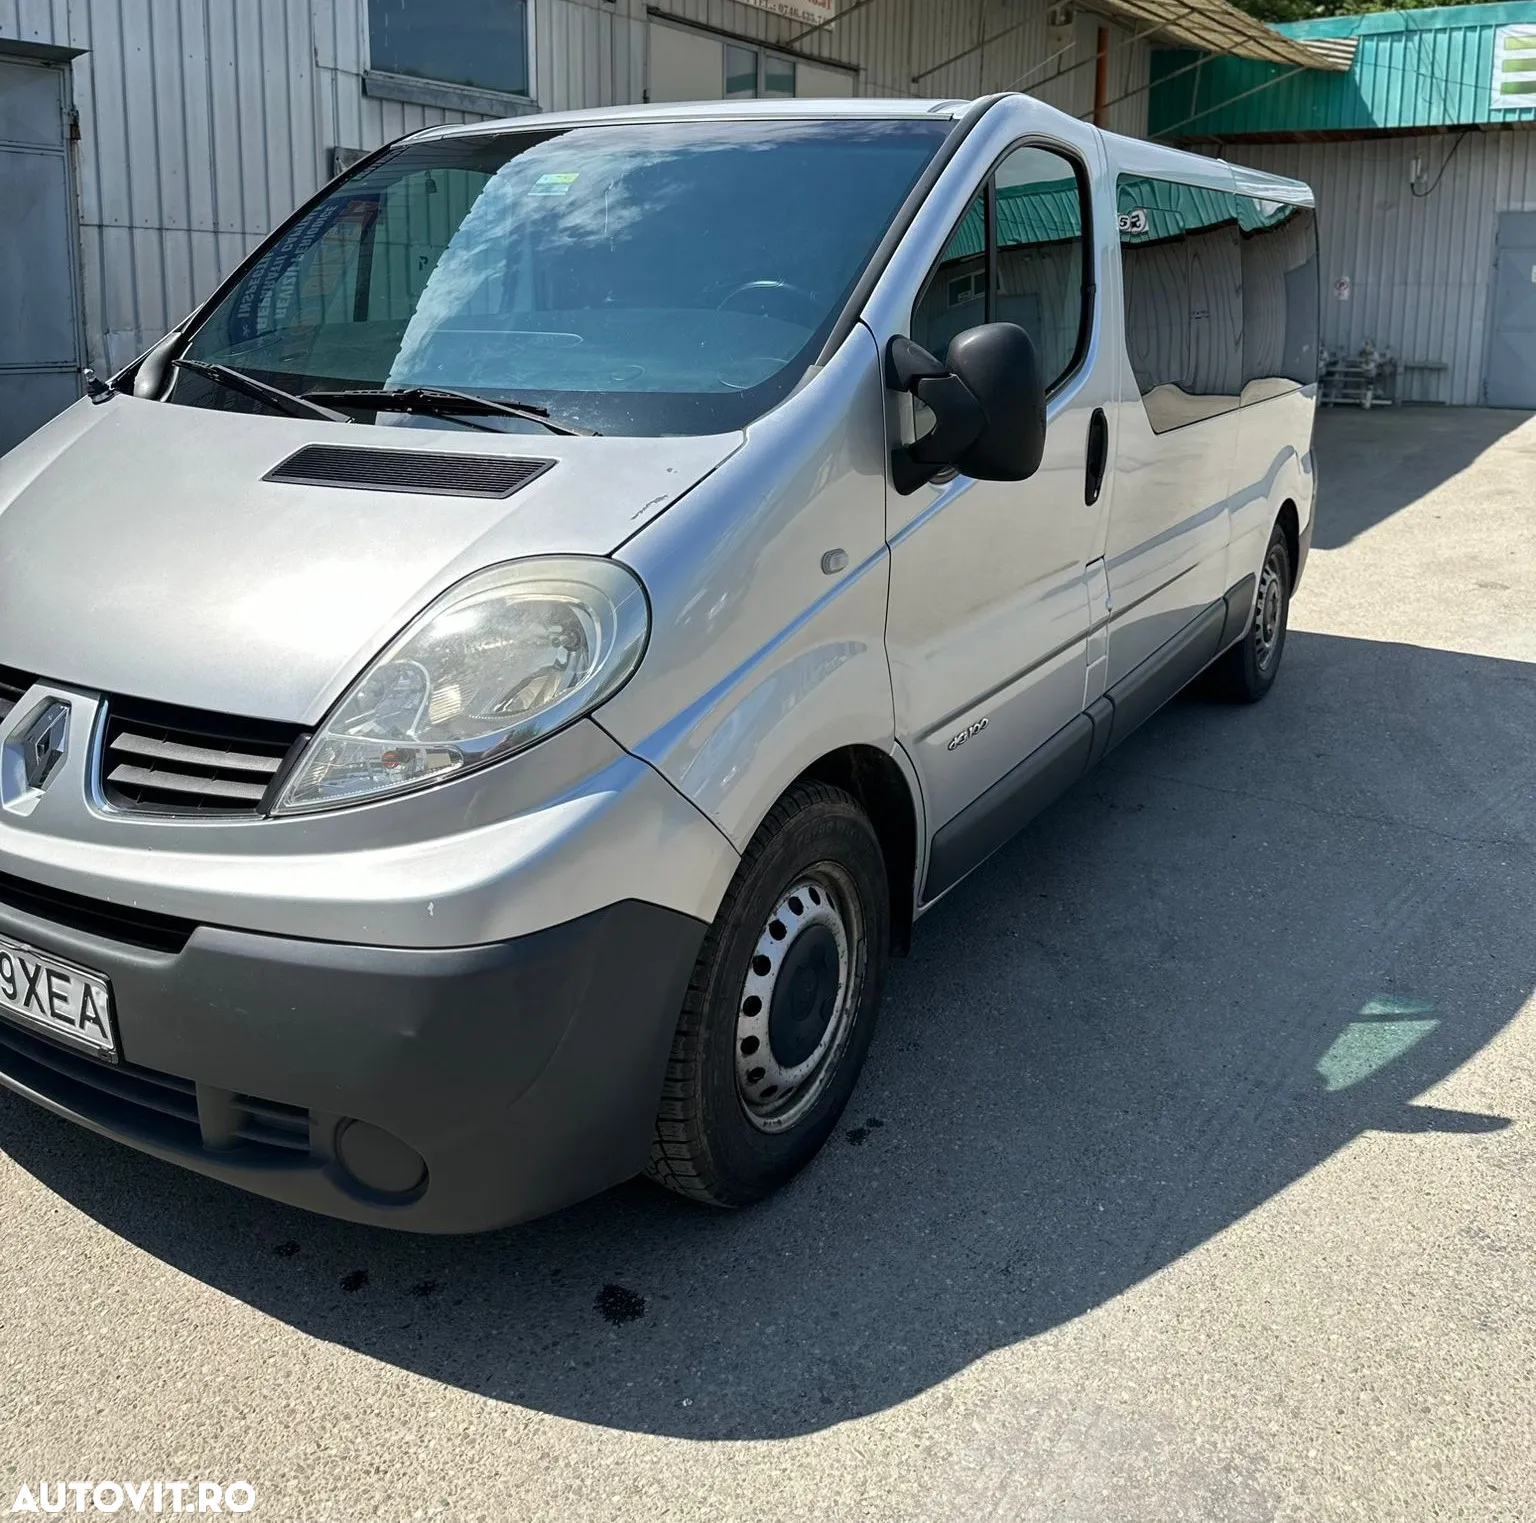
top-left (845, 1117), bottom-right (885, 1147)
top-left (596, 1284), bottom-right (646, 1325)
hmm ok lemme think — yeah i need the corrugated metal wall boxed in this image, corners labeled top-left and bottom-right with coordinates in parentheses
top-left (638, 0), bottom-right (1146, 124)
top-left (0, 0), bottom-right (498, 372)
top-left (1226, 128), bottom-right (1536, 405)
top-left (0, 0), bottom-right (1151, 376)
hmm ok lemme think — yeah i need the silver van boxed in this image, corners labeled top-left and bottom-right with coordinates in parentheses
top-left (0, 95), bottom-right (1317, 1231)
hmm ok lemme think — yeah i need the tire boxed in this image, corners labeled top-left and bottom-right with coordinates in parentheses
top-left (646, 780), bottom-right (891, 1208)
top-left (1207, 521), bottom-right (1292, 703)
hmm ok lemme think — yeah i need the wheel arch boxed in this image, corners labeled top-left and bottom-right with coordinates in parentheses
top-left (1277, 497), bottom-right (1300, 588)
top-left (797, 745), bottom-right (921, 957)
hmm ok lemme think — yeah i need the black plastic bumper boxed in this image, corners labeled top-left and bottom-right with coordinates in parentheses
top-left (0, 882), bottom-right (705, 1232)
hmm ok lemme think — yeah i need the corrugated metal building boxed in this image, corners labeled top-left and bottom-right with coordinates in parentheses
top-left (0, 0), bottom-right (1146, 411)
top-left (0, 0), bottom-right (1345, 445)
top-left (1150, 2), bottom-right (1536, 407)
top-left (1, 0), bottom-right (1344, 451)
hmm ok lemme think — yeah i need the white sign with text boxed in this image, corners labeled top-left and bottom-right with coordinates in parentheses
top-left (741, 0), bottom-right (836, 25)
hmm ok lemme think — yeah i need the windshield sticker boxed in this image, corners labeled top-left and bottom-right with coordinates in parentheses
top-left (530, 172), bottom-right (581, 196)
top-left (1117, 209), bottom-right (1149, 235)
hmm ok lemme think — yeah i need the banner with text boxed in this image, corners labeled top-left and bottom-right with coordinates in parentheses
top-left (740, 0), bottom-right (836, 26)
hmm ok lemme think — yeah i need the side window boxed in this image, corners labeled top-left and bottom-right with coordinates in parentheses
top-left (1117, 176), bottom-right (1241, 433)
top-left (912, 191), bottom-right (986, 364)
top-left (994, 144), bottom-right (1087, 390)
top-left (1185, 190), bottom-right (1242, 412)
top-left (1238, 197), bottom-right (1319, 400)
top-left (911, 141), bottom-right (1090, 389)
top-left (1117, 178), bottom-right (1188, 425)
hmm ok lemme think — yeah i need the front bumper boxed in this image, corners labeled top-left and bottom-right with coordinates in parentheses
top-left (0, 878), bottom-right (705, 1232)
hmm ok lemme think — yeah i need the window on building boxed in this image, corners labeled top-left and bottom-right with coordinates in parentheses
top-left (763, 54), bottom-right (796, 97)
top-left (723, 43), bottom-right (797, 98)
top-left (725, 45), bottom-right (759, 98)
top-left (1118, 177), bottom-right (1317, 433)
top-left (368, 0), bottom-right (530, 99)
top-left (913, 143), bottom-right (1089, 392)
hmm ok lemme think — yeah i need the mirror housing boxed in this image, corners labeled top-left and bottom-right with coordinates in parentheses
top-left (131, 326), bottom-right (187, 401)
top-left (887, 323), bottom-right (1047, 495)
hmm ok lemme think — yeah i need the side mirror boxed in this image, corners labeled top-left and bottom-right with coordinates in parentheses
top-left (887, 323), bottom-right (1047, 496)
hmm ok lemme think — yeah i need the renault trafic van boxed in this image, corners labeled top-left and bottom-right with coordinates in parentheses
top-left (0, 94), bottom-right (1317, 1231)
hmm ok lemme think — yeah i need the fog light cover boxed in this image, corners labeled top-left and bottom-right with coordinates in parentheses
top-left (334, 1119), bottom-right (427, 1196)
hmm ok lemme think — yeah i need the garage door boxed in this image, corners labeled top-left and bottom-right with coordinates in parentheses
top-left (1485, 211), bottom-right (1536, 410)
top-left (0, 56), bottom-right (83, 455)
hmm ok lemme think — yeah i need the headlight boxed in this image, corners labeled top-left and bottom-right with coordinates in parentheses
top-left (274, 557), bottom-right (648, 814)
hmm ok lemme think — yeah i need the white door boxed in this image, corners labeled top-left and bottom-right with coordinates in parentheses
top-left (1105, 176), bottom-right (1239, 683)
top-left (0, 56), bottom-right (83, 454)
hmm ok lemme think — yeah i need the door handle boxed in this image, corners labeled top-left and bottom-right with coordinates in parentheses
top-left (1085, 407), bottom-right (1109, 506)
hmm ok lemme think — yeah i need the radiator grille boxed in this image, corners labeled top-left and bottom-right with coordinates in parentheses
top-left (231, 1092), bottom-right (312, 1152)
top-left (265, 444), bottom-right (554, 498)
top-left (0, 871), bottom-right (195, 955)
top-left (0, 1020), bottom-right (312, 1158)
top-left (102, 697), bottom-right (303, 817)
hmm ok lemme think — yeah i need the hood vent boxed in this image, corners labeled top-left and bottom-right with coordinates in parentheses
top-left (101, 697), bottom-right (305, 817)
top-left (265, 444), bottom-right (555, 499)
top-left (0, 665), bottom-right (30, 725)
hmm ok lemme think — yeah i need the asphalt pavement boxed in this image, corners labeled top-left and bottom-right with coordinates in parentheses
top-left (2, 406), bottom-right (1534, 1521)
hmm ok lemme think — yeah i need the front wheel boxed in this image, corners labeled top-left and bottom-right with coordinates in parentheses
top-left (1208, 522), bottom-right (1292, 703)
top-left (646, 780), bottom-right (890, 1207)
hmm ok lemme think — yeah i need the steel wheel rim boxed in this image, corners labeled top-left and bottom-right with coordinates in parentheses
top-left (735, 862), bottom-right (864, 1134)
top-left (1254, 544), bottom-right (1286, 672)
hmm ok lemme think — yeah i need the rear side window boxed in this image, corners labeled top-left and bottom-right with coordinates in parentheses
top-left (1117, 175), bottom-right (1318, 433)
top-left (1240, 199), bottom-right (1320, 399)
top-left (913, 143), bottom-right (1090, 393)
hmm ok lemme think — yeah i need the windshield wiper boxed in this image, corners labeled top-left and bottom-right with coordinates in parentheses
top-left (173, 359), bottom-right (351, 423)
top-left (303, 386), bottom-right (599, 437)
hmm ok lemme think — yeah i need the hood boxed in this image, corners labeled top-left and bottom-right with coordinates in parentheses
top-left (0, 397), bottom-right (739, 724)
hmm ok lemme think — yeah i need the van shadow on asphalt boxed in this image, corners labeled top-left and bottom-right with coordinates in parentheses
top-left (1, 630), bottom-right (1530, 1440)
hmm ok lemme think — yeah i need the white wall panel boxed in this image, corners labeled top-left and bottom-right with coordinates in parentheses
top-left (1228, 129), bottom-right (1536, 406)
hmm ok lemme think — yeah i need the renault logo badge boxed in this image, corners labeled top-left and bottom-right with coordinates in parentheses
top-left (19, 700), bottom-right (70, 793)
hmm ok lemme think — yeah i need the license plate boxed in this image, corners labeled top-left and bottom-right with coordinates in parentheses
top-left (0, 933), bottom-right (117, 1060)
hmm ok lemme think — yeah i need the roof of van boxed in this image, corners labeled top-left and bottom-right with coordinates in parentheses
top-left (404, 94), bottom-right (1314, 205)
top-left (1098, 126), bottom-right (1315, 205)
top-left (410, 96), bottom-right (976, 141)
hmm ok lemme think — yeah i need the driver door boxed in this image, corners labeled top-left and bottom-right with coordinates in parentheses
top-left (880, 132), bottom-right (1114, 899)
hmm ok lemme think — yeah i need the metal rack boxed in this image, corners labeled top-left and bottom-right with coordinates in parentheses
top-left (1320, 343), bottom-right (1396, 408)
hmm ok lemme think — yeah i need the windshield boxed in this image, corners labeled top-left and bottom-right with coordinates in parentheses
top-left (174, 118), bottom-right (948, 436)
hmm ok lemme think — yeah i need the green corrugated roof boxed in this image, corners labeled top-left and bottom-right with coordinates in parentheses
top-left (1148, 2), bottom-right (1536, 139)
top-left (946, 178), bottom-right (1082, 256)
